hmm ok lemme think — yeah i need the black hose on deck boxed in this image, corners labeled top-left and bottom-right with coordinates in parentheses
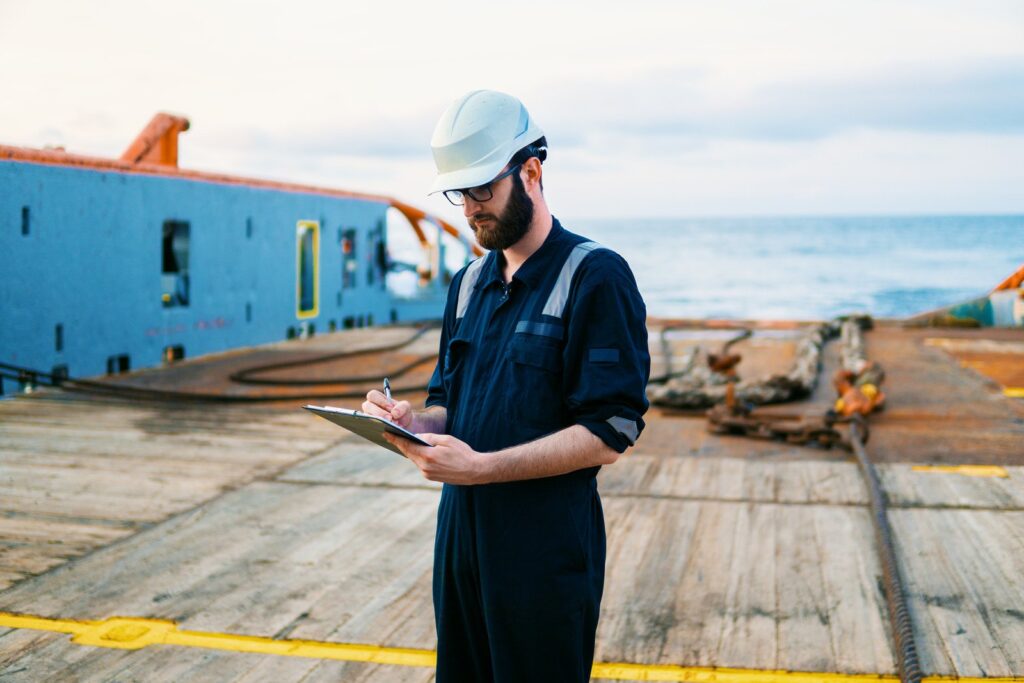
top-left (229, 323), bottom-right (437, 386)
top-left (0, 323), bottom-right (439, 403)
top-left (849, 418), bottom-right (922, 683)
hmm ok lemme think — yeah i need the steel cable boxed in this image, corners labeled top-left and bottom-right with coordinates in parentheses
top-left (849, 418), bottom-right (923, 683)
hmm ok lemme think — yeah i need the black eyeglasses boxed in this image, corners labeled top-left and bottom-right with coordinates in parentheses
top-left (443, 163), bottom-right (522, 206)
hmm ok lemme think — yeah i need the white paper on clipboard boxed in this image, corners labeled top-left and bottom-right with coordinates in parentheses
top-left (303, 405), bottom-right (432, 457)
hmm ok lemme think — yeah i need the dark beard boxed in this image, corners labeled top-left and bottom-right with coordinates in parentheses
top-left (468, 174), bottom-right (534, 251)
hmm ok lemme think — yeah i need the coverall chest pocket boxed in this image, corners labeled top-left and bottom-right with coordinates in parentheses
top-left (507, 335), bottom-right (564, 429)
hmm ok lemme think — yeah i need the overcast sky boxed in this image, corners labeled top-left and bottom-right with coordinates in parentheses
top-left (2, 0), bottom-right (1022, 223)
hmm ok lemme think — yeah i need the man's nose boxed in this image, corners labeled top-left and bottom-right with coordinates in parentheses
top-left (463, 197), bottom-right (483, 218)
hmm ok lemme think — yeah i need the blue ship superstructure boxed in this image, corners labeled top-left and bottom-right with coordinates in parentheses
top-left (0, 113), bottom-right (475, 395)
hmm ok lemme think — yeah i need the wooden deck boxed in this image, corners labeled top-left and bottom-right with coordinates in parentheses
top-left (1, 323), bottom-right (1022, 681)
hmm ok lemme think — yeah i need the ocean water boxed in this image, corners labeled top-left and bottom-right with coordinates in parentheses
top-left (571, 215), bottom-right (1024, 321)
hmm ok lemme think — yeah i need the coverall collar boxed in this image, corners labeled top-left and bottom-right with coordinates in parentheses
top-left (477, 217), bottom-right (565, 291)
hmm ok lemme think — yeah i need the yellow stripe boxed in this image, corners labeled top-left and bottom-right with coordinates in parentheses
top-left (1, 611), bottom-right (1022, 682)
top-left (591, 662), bottom-right (895, 681)
top-left (911, 464), bottom-right (1010, 478)
top-left (0, 612), bottom-right (434, 667)
top-left (1004, 387), bottom-right (1024, 398)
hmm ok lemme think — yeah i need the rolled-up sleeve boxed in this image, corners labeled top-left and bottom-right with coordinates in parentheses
top-left (563, 252), bottom-right (650, 453)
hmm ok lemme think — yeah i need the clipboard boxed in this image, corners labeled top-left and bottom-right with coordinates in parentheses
top-left (303, 405), bottom-right (432, 457)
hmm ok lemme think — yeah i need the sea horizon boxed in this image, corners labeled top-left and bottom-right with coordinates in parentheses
top-left (567, 214), bottom-right (1023, 321)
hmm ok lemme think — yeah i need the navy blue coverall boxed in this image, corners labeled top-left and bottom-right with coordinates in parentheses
top-left (425, 217), bottom-right (650, 682)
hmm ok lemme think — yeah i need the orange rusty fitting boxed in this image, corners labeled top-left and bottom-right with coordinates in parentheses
top-left (833, 369), bottom-right (886, 416)
top-left (120, 113), bottom-right (191, 167)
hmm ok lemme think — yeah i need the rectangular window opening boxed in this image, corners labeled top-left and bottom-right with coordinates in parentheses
top-left (296, 220), bottom-right (320, 318)
top-left (51, 365), bottom-right (69, 384)
top-left (55, 324), bottom-right (63, 353)
top-left (163, 345), bottom-right (185, 363)
top-left (21, 206), bottom-right (30, 236)
top-left (368, 222), bottom-right (386, 288)
top-left (341, 228), bottom-right (357, 289)
top-left (162, 220), bottom-right (190, 307)
top-left (106, 354), bottom-right (130, 375)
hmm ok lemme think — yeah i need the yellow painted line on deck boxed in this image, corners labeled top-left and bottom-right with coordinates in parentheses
top-left (1004, 387), bottom-right (1024, 398)
top-left (911, 464), bottom-right (1010, 478)
top-left (1, 611), bottom-right (1022, 682)
top-left (0, 612), bottom-right (433, 667)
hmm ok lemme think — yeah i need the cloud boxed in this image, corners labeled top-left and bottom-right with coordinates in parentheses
top-left (177, 55), bottom-right (1024, 177)
top-left (205, 103), bottom-right (591, 165)
top-left (211, 117), bottom-right (433, 160)
top-left (538, 57), bottom-right (1024, 146)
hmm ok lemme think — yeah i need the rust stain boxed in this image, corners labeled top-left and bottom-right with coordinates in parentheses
top-left (925, 337), bottom-right (1024, 391)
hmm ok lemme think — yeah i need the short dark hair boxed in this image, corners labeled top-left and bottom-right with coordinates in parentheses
top-left (511, 136), bottom-right (547, 191)
top-left (510, 136), bottom-right (547, 166)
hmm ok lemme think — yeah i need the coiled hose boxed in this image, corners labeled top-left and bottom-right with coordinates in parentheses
top-left (0, 323), bottom-right (439, 403)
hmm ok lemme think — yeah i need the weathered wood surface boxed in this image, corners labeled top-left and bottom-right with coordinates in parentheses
top-left (2, 323), bottom-right (1023, 681)
top-left (2, 432), bottom-right (1023, 680)
top-left (0, 396), bottom-right (342, 591)
top-left (894, 508), bottom-right (1024, 678)
top-left (601, 452), bottom-right (1024, 510)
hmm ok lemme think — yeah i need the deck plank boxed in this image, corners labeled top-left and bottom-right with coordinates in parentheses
top-left (595, 497), bottom-right (700, 665)
top-left (881, 465), bottom-right (1024, 509)
top-left (812, 504), bottom-right (896, 673)
top-left (894, 508), bottom-right (1024, 676)
top-left (278, 444), bottom-right (441, 490)
top-left (600, 452), bottom-right (868, 506)
top-left (713, 501), bottom-right (779, 667)
top-left (773, 505), bottom-right (836, 672)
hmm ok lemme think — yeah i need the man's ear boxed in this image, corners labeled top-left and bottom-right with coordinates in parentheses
top-left (522, 157), bottom-right (543, 192)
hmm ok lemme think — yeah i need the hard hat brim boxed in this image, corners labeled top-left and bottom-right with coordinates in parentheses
top-left (428, 157), bottom-right (510, 196)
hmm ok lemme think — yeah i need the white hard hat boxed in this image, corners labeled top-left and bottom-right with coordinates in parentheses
top-left (429, 90), bottom-right (545, 195)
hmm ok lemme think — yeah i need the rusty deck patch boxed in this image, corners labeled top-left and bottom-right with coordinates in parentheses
top-left (924, 337), bottom-right (1024, 395)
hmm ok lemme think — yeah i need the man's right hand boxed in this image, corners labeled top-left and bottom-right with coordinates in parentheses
top-left (362, 390), bottom-right (414, 430)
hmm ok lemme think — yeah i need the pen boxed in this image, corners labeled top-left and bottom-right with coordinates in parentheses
top-left (383, 377), bottom-right (392, 403)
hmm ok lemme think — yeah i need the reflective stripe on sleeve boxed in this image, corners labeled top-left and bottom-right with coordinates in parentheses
top-left (606, 415), bottom-right (639, 446)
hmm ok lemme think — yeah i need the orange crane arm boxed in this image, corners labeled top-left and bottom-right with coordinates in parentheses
top-left (120, 113), bottom-right (191, 167)
top-left (389, 199), bottom-right (484, 258)
top-left (992, 264), bottom-right (1024, 292)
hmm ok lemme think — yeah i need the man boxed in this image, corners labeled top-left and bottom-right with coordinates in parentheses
top-left (363, 90), bottom-right (649, 682)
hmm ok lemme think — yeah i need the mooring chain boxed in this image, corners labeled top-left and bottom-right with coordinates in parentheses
top-left (689, 316), bottom-right (875, 450)
top-left (687, 317), bottom-right (922, 683)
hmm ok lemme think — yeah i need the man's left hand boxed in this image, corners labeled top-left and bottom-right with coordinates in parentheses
top-left (383, 432), bottom-right (488, 485)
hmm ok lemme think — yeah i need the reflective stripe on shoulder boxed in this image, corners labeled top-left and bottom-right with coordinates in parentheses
top-left (455, 256), bottom-right (488, 320)
top-left (606, 416), bottom-right (639, 446)
top-left (541, 241), bottom-right (605, 318)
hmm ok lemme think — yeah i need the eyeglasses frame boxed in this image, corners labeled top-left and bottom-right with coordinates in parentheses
top-left (443, 163), bottom-right (524, 206)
